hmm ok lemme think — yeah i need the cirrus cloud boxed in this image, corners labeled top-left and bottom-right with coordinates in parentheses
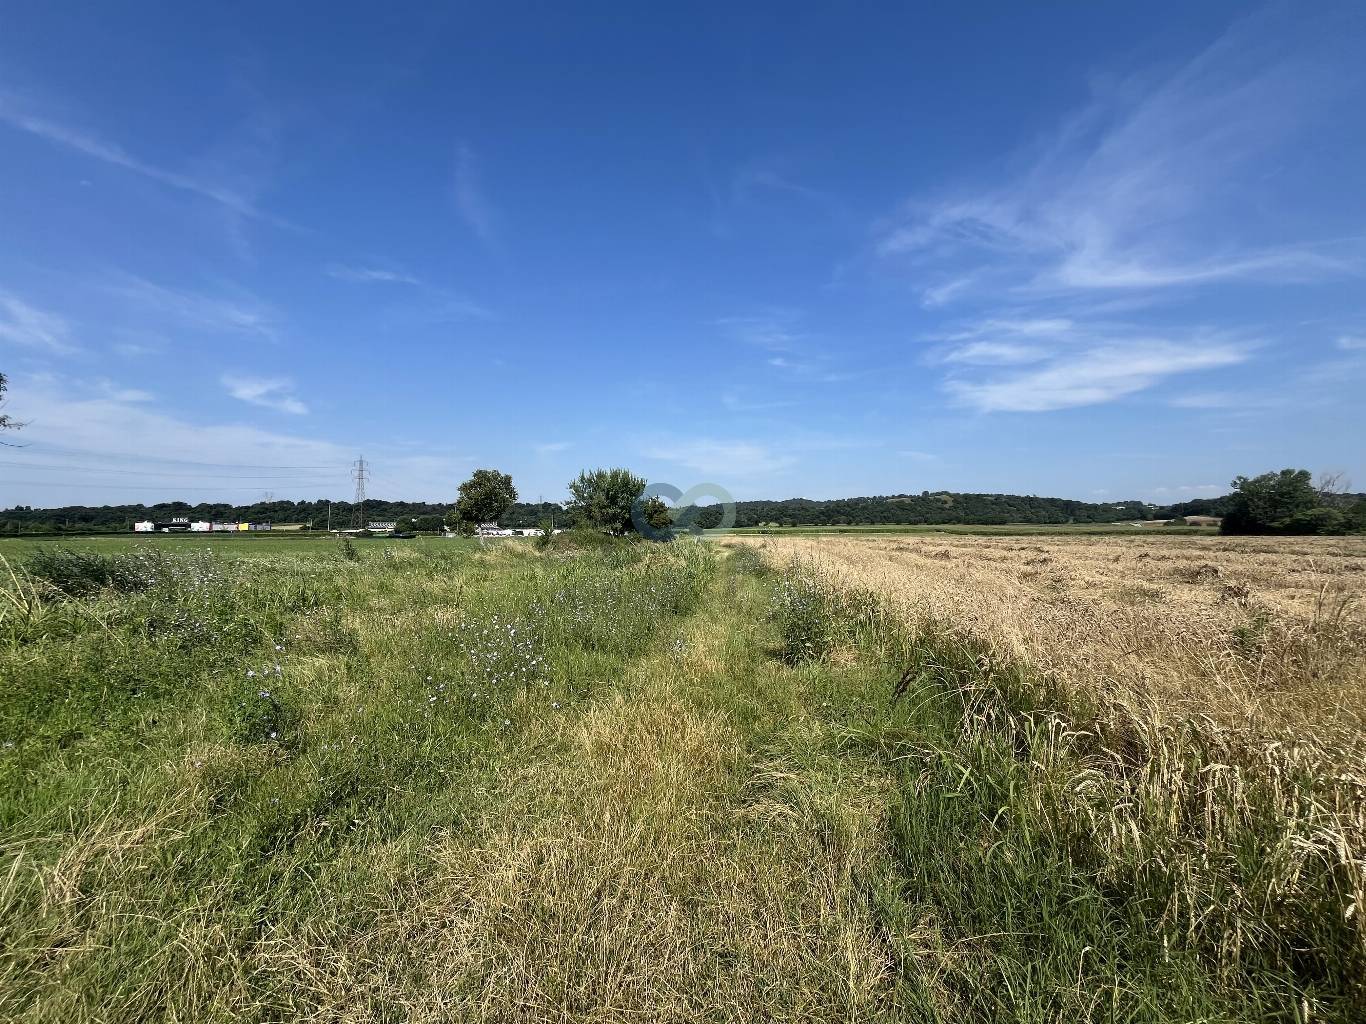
top-left (221, 374), bottom-right (308, 415)
top-left (945, 336), bottom-right (1249, 413)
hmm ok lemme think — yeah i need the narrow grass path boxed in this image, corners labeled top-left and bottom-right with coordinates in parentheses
top-left (301, 547), bottom-right (908, 1022)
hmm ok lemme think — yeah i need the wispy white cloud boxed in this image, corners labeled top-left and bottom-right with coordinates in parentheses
top-left (221, 374), bottom-right (307, 415)
top-left (943, 317), bottom-right (1077, 341)
top-left (95, 379), bottom-right (153, 402)
top-left (325, 264), bottom-right (420, 285)
top-left (877, 12), bottom-right (1361, 303)
top-left (940, 341), bottom-right (1050, 366)
top-left (108, 274), bottom-right (279, 340)
top-left (1167, 390), bottom-right (1242, 409)
top-left (1338, 335), bottom-right (1366, 351)
top-left (112, 334), bottom-right (164, 358)
top-left (0, 91), bottom-right (275, 222)
top-left (324, 257), bottom-right (493, 321)
top-left (533, 441), bottom-right (572, 455)
top-left (918, 274), bottom-right (979, 308)
top-left (0, 293), bottom-right (76, 353)
top-left (0, 373), bottom-right (483, 506)
top-left (714, 313), bottom-right (802, 351)
top-left (946, 335), bottom-right (1249, 413)
top-left (716, 311), bottom-right (855, 382)
top-left (765, 354), bottom-right (859, 384)
top-left (720, 390), bottom-right (797, 413)
top-left (454, 143), bottom-right (499, 247)
top-left (703, 156), bottom-right (845, 237)
top-left (731, 162), bottom-right (828, 205)
top-left (897, 450), bottom-right (938, 462)
top-left (644, 439), bottom-right (798, 478)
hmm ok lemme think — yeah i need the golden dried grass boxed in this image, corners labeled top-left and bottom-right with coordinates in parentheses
top-left (729, 533), bottom-right (1366, 747)
top-left (740, 534), bottom-right (1366, 989)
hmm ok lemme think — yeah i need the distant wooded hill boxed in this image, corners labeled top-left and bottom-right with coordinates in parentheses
top-left (0, 491), bottom-right (1245, 535)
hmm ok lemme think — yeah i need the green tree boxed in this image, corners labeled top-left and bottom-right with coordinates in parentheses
top-left (410, 514), bottom-right (445, 534)
top-left (566, 467), bottom-right (647, 535)
top-left (1222, 469), bottom-right (1337, 535)
top-left (637, 495), bottom-right (675, 539)
top-left (453, 469), bottom-right (518, 529)
top-left (1347, 499), bottom-right (1366, 533)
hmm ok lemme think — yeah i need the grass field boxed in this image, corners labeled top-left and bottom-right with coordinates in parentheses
top-left (2, 534), bottom-right (1363, 1021)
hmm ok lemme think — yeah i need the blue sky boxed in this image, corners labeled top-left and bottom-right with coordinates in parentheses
top-left (2, 2), bottom-right (1364, 508)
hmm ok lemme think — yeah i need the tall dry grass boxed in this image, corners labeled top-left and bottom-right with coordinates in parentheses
top-left (743, 534), bottom-right (1366, 1009)
top-left (732, 533), bottom-right (1366, 745)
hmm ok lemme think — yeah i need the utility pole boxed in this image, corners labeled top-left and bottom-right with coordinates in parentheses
top-left (326, 501), bottom-right (333, 534)
top-left (351, 456), bottom-right (369, 531)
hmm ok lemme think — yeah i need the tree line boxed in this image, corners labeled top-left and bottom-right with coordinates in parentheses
top-left (3, 468), bottom-right (1363, 537)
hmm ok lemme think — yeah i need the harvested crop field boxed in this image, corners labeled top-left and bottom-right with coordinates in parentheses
top-left (731, 531), bottom-right (1366, 1018)
top-left (728, 533), bottom-right (1366, 746)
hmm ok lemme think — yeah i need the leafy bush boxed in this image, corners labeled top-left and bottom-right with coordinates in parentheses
top-left (548, 526), bottom-right (627, 552)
